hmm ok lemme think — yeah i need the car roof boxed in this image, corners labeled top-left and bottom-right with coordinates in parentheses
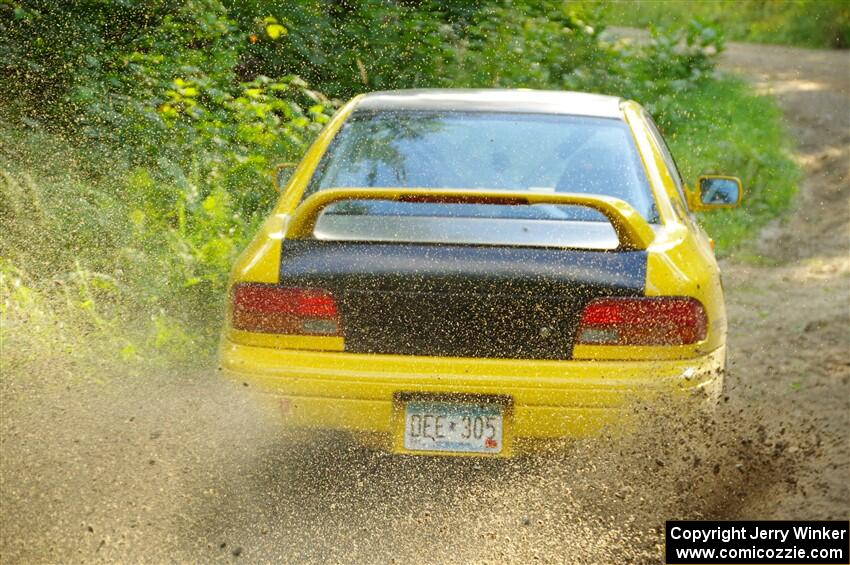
top-left (354, 88), bottom-right (625, 119)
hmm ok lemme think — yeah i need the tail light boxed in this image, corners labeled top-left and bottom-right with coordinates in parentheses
top-left (577, 297), bottom-right (707, 346)
top-left (231, 284), bottom-right (341, 336)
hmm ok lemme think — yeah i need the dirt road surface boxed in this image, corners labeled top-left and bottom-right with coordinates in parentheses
top-left (1, 42), bottom-right (848, 563)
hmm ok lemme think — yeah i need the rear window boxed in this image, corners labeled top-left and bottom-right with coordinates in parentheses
top-left (305, 110), bottom-right (657, 249)
top-left (309, 111), bottom-right (655, 216)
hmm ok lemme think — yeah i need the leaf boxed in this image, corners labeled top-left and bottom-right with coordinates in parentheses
top-left (120, 344), bottom-right (137, 361)
top-left (266, 23), bottom-right (287, 40)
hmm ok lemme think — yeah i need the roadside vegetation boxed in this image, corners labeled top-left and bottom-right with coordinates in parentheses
top-left (598, 0), bottom-right (850, 49)
top-left (0, 1), bottom-right (799, 367)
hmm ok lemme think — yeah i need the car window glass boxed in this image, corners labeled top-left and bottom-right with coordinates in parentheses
top-left (306, 111), bottom-right (659, 223)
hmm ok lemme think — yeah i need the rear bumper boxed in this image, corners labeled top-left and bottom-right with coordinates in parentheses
top-left (220, 339), bottom-right (724, 448)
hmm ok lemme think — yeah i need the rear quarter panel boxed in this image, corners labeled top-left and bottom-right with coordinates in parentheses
top-left (616, 103), bottom-right (726, 358)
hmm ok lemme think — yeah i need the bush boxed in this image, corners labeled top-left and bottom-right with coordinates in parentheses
top-left (655, 78), bottom-right (799, 255)
top-left (599, 0), bottom-right (850, 49)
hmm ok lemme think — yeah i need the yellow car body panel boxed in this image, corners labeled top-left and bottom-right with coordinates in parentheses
top-left (220, 89), bottom-right (735, 456)
top-left (219, 339), bottom-right (725, 455)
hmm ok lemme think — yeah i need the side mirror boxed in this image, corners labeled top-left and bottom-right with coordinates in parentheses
top-left (273, 163), bottom-right (298, 193)
top-left (691, 175), bottom-right (743, 210)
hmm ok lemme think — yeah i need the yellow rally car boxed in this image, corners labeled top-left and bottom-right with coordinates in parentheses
top-left (219, 89), bottom-right (743, 457)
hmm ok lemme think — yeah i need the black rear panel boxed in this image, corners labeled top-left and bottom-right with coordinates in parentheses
top-left (278, 241), bottom-right (647, 359)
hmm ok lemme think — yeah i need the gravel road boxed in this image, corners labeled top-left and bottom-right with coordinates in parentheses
top-left (1, 40), bottom-right (848, 564)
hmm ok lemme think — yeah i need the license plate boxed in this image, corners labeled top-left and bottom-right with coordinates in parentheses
top-left (403, 401), bottom-right (504, 453)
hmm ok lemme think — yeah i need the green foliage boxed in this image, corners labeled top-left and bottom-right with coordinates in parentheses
top-left (444, 1), bottom-right (609, 88)
top-left (3, 0), bottom-right (334, 299)
top-left (0, 124), bottom-right (130, 275)
top-left (656, 78), bottom-right (799, 255)
top-left (0, 125), bottom-right (205, 365)
top-left (599, 0), bottom-right (850, 49)
top-left (222, 0), bottom-right (471, 97)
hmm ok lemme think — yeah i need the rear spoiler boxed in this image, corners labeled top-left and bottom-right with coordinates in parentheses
top-left (285, 188), bottom-right (655, 251)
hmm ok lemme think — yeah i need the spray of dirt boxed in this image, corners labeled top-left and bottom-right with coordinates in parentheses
top-left (0, 345), bottom-right (837, 564)
top-left (172, 382), bottom-right (821, 563)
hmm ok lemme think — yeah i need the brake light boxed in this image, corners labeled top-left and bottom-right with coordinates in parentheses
top-left (231, 284), bottom-right (341, 335)
top-left (577, 297), bottom-right (707, 345)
